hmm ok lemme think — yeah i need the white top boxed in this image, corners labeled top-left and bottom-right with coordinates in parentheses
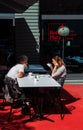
top-left (6, 64), bottom-right (24, 79)
top-left (52, 65), bottom-right (67, 78)
top-left (17, 74), bottom-right (61, 88)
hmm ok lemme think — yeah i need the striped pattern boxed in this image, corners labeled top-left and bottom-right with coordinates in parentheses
top-left (15, 1), bottom-right (39, 63)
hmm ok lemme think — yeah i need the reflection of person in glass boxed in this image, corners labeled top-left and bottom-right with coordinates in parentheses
top-left (48, 56), bottom-right (67, 84)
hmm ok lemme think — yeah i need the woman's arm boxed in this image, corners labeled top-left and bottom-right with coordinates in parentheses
top-left (51, 66), bottom-right (57, 76)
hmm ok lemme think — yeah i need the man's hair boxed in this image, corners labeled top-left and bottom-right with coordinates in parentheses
top-left (17, 55), bottom-right (28, 63)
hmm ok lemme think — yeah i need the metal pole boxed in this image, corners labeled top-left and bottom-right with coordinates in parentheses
top-left (62, 37), bottom-right (64, 60)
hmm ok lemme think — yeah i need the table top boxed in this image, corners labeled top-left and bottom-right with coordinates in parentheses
top-left (17, 74), bottom-right (61, 88)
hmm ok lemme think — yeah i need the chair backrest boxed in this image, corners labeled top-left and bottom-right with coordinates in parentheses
top-left (4, 77), bottom-right (20, 102)
top-left (3, 84), bottom-right (13, 103)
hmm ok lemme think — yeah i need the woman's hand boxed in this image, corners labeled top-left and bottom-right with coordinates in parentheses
top-left (47, 63), bottom-right (53, 71)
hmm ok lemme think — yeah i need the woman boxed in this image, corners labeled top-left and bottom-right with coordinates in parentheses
top-left (48, 56), bottom-right (67, 85)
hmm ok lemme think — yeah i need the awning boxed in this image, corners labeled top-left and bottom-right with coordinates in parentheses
top-left (0, 0), bottom-right (38, 13)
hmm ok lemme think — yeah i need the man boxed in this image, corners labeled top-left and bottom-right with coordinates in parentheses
top-left (4, 55), bottom-right (31, 115)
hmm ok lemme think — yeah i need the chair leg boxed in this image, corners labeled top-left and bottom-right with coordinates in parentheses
top-left (2, 98), bottom-right (6, 105)
top-left (8, 104), bottom-right (13, 122)
top-left (58, 95), bottom-right (64, 120)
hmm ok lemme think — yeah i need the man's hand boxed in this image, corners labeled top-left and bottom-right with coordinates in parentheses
top-left (18, 72), bottom-right (24, 78)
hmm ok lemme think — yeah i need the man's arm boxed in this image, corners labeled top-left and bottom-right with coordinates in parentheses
top-left (17, 72), bottom-right (25, 78)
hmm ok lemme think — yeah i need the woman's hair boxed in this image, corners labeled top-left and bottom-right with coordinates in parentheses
top-left (52, 56), bottom-right (66, 67)
top-left (17, 55), bottom-right (28, 63)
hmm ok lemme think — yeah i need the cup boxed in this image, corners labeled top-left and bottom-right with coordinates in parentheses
top-left (34, 74), bottom-right (39, 81)
top-left (46, 63), bottom-right (51, 68)
top-left (28, 72), bottom-right (33, 77)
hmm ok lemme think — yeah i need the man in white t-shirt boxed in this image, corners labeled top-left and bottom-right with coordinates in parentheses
top-left (4, 55), bottom-right (28, 101)
top-left (4, 55), bottom-right (33, 115)
top-left (6, 55), bottom-right (28, 80)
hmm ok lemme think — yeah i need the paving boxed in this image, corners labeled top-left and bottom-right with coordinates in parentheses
top-left (65, 73), bottom-right (83, 84)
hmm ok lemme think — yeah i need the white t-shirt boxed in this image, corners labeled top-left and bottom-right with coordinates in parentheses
top-left (6, 64), bottom-right (25, 80)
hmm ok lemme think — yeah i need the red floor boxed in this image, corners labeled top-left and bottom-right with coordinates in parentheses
top-left (0, 84), bottom-right (83, 130)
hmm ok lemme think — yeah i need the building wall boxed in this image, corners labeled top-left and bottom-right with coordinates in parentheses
top-left (15, 1), bottom-right (40, 63)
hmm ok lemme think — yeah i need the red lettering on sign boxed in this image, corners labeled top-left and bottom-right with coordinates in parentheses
top-left (48, 23), bottom-right (77, 42)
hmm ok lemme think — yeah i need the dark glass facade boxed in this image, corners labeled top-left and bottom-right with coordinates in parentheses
top-left (40, 0), bottom-right (83, 14)
top-left (39, 0), bottom-right (83, 73)
top-left (0, 19), bottom-right (16, 67)
top-left (40, 19), bottom-right (83, 73)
